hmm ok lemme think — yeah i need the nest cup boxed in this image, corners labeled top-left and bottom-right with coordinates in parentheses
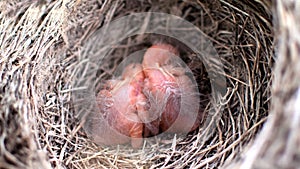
top-left (0, 0), bottom-right (275, 168)
top-left (73, 11), bottom-right (227, 150)
top-left (67, 1), bottom-right (272, 167)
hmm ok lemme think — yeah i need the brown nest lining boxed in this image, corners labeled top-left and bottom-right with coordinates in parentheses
top-left (3, 0), bottom-right (294, 168)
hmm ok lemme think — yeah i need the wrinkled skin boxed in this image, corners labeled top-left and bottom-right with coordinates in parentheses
top-left (94, 43), bottom-right (201, 147)
top-left (142, 44), bottom-right (200, 135)
top-left (95, 64), bottom-right (146, 148)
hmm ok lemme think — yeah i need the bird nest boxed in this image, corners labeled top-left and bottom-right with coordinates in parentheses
top-left (3, 0), bottom-right (299, 168)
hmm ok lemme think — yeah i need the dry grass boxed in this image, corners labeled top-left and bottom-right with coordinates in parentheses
top-left (3, 0), bottom-right (297, 169)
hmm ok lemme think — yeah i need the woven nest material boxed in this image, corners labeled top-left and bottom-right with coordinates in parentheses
top-left (1, 0), bottom-right (299, 168)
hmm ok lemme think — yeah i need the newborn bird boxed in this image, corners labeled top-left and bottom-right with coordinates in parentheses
top-left (93, 43), bottom-right (201, 148)
top-left (142, 43), bottom-right (200, 134)
top-left (95, 64), bottom-right (146, 148)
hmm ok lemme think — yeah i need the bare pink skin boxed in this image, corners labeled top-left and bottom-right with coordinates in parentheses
top-left (142, 44), bottom-right (200, 134)
top-left (94, 44), bottom-right (201, 147)
top-left (95, 64), bottom-right (145, 148)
